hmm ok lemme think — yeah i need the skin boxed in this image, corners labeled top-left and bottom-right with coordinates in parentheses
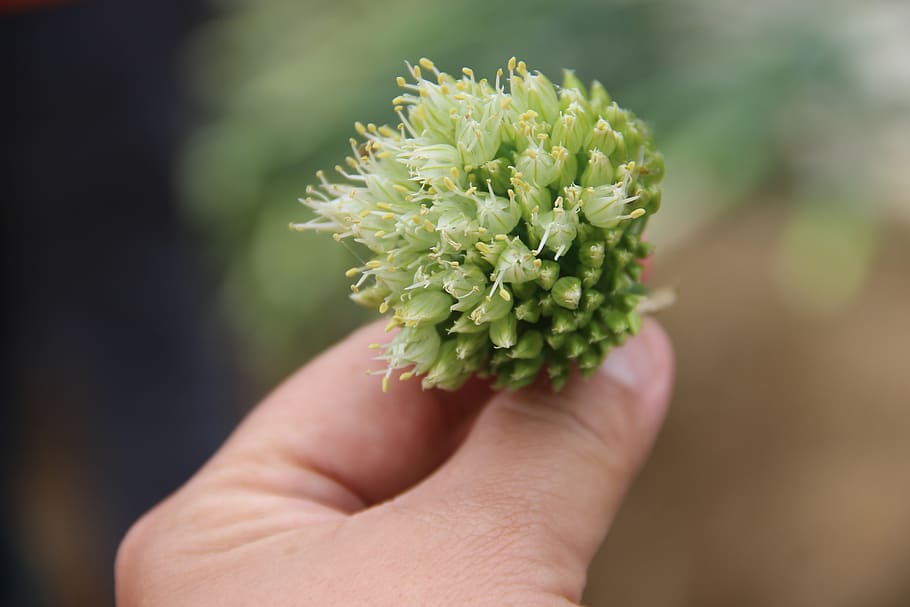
top-left (116, 318), bottom-right (674, 607)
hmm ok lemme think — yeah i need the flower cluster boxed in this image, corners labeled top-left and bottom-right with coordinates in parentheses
top-left (293, 58), bottom-right (664, 391)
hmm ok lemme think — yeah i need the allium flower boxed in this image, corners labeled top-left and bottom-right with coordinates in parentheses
top-left (292, 58), bottom-right (664, 392)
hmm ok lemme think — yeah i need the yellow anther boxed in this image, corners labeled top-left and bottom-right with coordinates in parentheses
top-left (381, 213), bottom-right (394, 220)
top-left (376, 202), bottom-right (393, 211)
top-left (508, 57), bottom-right (517, 72)
top-left (517, 60), bottom-right (528, 75)
top-left (412, 65), bottom-right (422, 79)
top-left (462, 67), bottom-right (474, 78)
top-left (354, 121), bottom-right (367, 135)
top-left (494, 234), bottom-right (507, 241)
top-left (499, 288), bottom-right (511, 301)
top-left (366, 260), bottom-right (382, 269)
top-left (443, 176), bottom-right (456, 191)
top-left (500, 97), bottom-right (513, 109)
top-left (423, 220), bottom-right (435, 232)
top-left (368, 343), bottom-right (381, 349)
top-left (630, 208), bottom-right (646, 219)
top-left (399, 371), bottom-right (414, 381)
top-left (450, 167), bottom-right (459, 179)
top-left (345, 267), bottom-right (360, 278)
top-left (378, 302), bottom-right (389, 313)
top-left (419, 57), bottom-right (435, 71)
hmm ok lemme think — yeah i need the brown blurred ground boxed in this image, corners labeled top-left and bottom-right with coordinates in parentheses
top-left (586, 203), bottom-right (910, 606)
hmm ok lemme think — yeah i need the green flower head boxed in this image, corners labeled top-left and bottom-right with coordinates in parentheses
top-left (293, 57), bottom-right (664, 392)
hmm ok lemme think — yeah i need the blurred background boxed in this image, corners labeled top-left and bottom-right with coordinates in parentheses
top-left (3, 0), bottom-right (908, 605)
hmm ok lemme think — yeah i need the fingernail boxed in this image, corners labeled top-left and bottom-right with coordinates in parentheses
top-left (598, 321), bottom-right (662, 391)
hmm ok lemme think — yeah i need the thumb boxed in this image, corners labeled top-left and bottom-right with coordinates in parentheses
top-left (408, 318), bottom-right (673, 598)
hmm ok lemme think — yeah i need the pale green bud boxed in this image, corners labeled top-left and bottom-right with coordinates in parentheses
top-left (455, 331), bottom-right (488, 360)
top-left (449, 313), bottom-right (488, 334)
top-left (514, 298), bottom-right (541, 323)
top-left (578, 240), bottom-right (606, 268)
top-left (479, 157), bottom-right (511, 194)
top-left (550, 145), bottom-right (578, 191)
top-left (510, 330), bottom-right (544, 359)
top-left (551, 276), bottom-right (582, 310)
top-left (443, 264), bottom-right (487, 312)
top-left (549, 112), bottom-right (586, 155)
top-left (581, 184), bottom-right (628, 228)
top-left (515, 141), bottom-right (558, 187)
top-left (383, 326), bottom-right (441, 376)
top-left (475, 185), bottom-right (521, 235)
top-left (506, 356), bottom-right (544, 389)
top-left (561, 69), bottom-right (588, 100)
top-left (489, 314), bottom-right (518, 349)
top-left (535, 260), bottom-right (561, 290)
top-left (580, 149), bottom-right (614, 187)
top-left (398, 142), bottom-right (464, 188)
top-left (510, 66), bottom-right (560, 124)
top-left (492, 238), bottom-right (540, 287)
top-left (456, 109), bottom-right (502, 166)
top-left (468, 290), bottom-right (513, 324)
top-left (551, 308), bottom-right (577, 334)
top-left (395, 290), bottom-right (453, 327)
top-left (580, 289), bottom-right (605, 314)
top-left (422, 339), bottom-right (469, 390)
top-left (601, 308), bottom-right (629, 334)
top-left (531, 206), bottom-right (577, 259)
top-left (513, 182), bottom-right (552, 220)
top-left (581, 266), bottom-right (602, 288)
top-left (564, 333), bottom-right (587, 359)
top-left (584, 118), bottom-right (617, 157)
top-left (589, 80), bottom-right (612, 113)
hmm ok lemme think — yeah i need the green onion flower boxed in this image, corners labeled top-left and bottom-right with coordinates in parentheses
top-left (292, 57), bottom-right (664, 392)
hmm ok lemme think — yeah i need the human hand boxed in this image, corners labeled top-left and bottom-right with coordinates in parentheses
top-left (116, 318), bottom-right (673, 606)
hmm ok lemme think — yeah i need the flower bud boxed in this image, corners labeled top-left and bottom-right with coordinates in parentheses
top-left (581, 266), bottom-right (602, 288)
top-left (581, 184), bottom-right (625, 228)
top-left (515, 141), bottom-right (558, 187)
top-left (531, 206), bottom-right (577, 259)
top-left (505, 356), bottom-right (544, 389)
top-left (443, 264), bottom-right (487, 311)
top-left (584, 118), bottom-right (617, 157)
top-left (535, 259), bottom-right (561, 290)
top-left (510, 330), bottom-right (544, 359)
top-left (589, 80), bottom-right (612, 113)
top-left (551, 276), bottom-right (582, 310)
top-left (580, 149), bottom-right (614, 187)
top-left (551, 308), bottom-right (577, 334)
top-left (514, 298), bottom-right (541, 323)
top-left (395, 290), bottom-right (454, 327)
top-left (479, 157), bottom-right (511, 193)
top-left (455, 330), bottom-right (489, 360)
top-left (384, 326), bottom-right (441, 375)
top-left (468, 291), bottom-right (513, 324)
top-left (489, 313), bottom-right (518, 349)
top-left (475, 187), bottom-right (521, 235)
top-left (564, 333), bottom-right (587, 359)
top-left (578, 240), bottom-right (606, 268)
top-left (421, 339), bottom-right (469, 390)
top-left (550, 145), bottom-right (578, 191)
